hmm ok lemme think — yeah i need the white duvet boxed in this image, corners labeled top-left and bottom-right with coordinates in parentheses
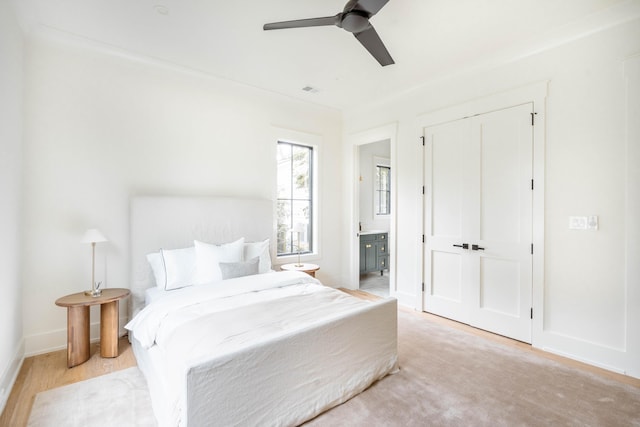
top-left (127, 271), bottom-right (324, 349)
top-left (126, 271), bottom-right (398, 427)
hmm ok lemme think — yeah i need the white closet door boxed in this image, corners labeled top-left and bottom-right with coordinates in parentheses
top-left (467, 104), bottom-right (533, 343)
top-left (423, 118), bottom-right (474, 323)
top-left (423, 103), bottom-right (533, 343)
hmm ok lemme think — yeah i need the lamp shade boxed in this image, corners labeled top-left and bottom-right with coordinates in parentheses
top-left (81, 228), bottom-right (108, 244)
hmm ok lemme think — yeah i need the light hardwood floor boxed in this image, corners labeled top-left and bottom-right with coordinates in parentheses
top-left (0, 336), bottom-right (136, 427)
top-left (3, 290), bottom-right (638, 426)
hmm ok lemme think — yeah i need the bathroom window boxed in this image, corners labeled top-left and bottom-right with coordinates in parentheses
top-left (375, 165), bottom-right (391, 215)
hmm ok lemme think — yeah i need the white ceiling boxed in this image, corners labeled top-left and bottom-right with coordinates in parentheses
top-left (11, 0), bottom-right (640, 110)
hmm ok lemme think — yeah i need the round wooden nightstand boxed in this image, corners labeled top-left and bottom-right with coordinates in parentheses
top-left (280, 263), bottom-right (320, 277)
top-left (55, 288), bottom-right (130, 368)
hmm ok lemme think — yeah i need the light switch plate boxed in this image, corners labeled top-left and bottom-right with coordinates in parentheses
top-left (569, 216), bottom-right (587, 229)
top-left (569, 216), bottom-right (598, 230)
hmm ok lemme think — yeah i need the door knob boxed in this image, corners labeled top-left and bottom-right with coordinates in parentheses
top-left (472, 244), bottom-right (485, 251)
top-left (453, 243), bottom-right (469, 249)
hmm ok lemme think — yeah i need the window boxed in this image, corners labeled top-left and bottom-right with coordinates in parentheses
top-left (375, 165), bottom-right (391, 215)
top-left (277, 141), bottom-right (313, 256)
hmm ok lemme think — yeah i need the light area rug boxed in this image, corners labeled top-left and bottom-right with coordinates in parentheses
top-left (28, 310), bottom-right (640, 426)
top-left (27, 367), bottom-right (156, 427)
top-left (307, 308), bottom-right (640, 426)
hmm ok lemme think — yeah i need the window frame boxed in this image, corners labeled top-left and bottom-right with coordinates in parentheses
top-left (277, 141), bottom-right (314, 257)
top-left (273, 128), bottom-right (320, 262)
top-left (373, 156), bottom-right (391, 217)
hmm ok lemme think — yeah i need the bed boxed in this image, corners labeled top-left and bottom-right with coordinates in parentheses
top-left (126, 196), bottom-right (398, 427)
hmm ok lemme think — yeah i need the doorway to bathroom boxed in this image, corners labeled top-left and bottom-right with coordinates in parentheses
top-left (358, 139), bottom-right (391, 297)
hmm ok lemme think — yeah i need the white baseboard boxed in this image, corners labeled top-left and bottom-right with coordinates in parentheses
top-left (541, 345), bottom-right (627, 375)
top-left (24, 317), bottom-right (131, 357)
top-left (393, 290), bottom-right (416, 308)
top-left (536, 329), bottom-right (636, 378)
top-left (0, 338), bottom-right (25, 415)
top-left (24, 327), bottom-right (68, 357)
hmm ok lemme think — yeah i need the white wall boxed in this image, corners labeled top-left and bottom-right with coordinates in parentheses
top-left (0, 0), bottom-right (24, 411)
top-left (358, 140), bottom-right (391, 232)
top-left (9, 1), bottom-right (639, 388)
top-left (344, 19), bottom-right (640, 377)
top-left (21, 33), bottom-right (344, 355)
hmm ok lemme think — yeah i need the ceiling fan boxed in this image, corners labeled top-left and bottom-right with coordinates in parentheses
top-left (263, 0), bottom-right (394, 66)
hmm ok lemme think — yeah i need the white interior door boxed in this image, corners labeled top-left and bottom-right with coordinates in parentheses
top-left (423, 119), bottom-right (473, 324)
top-left (467, 104), bottom-right (533, 342)
top-left (423, 103), bottom-right (533, 343)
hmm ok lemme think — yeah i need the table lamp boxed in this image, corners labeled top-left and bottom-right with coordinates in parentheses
top-left (81, 228), bottom-right (107, 297)
top-left (293, 223), bottom-right (306, 267)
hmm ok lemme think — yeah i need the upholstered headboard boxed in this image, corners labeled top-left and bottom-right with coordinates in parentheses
top-left (129, 196), bottom-right (274, 317)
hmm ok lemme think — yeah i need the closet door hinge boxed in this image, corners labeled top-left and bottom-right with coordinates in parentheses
top-left (420, 136), bottom-right (425, 146)
top-left (422, 234), bottom-right (425, 243)
top-left (531, 179), bottom-right (534, 190)
top-left (422, 282), bottom-right (425, 292)
top-left (531, 112), bottom-right (537, 126)
top-left (422, 185), bottom-right (425, 195)
top-left (531, 243), bottom-right (534, 255)
top-left (530, 307), bottom-right (533, 319)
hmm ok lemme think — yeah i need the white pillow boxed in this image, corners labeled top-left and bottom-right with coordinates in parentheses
top-left (146, 252), bottom-right (166, 289)
top-left (194, 237), bottom-right (245, 284)
top-left (161, 246), bottom-right (196, 291)
top-left (243, 239), bottom-right (272, 274)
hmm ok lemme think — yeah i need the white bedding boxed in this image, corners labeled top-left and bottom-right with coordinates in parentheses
top-left (127, 271), bottom-right (398, 427)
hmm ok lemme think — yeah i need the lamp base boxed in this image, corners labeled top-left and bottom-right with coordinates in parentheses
top-left (84, 289), bottom-right (102, 297)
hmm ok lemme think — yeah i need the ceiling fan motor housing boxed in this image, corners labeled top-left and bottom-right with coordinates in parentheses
top-left (341, 11), bottom-right (370, 33)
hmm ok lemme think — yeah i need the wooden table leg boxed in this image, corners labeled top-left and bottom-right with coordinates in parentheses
top-left (100, 300), bottom-right (119, 357)
top-left (67, 305), bottom-right (90, 368)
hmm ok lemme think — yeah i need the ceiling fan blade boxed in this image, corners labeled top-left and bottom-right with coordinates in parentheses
top-left (263, 15), bottom-right (339, 31)
top-left (353, 25), bottom-right (394, 66)
top-left (350, 0), bottom-right (390, 16)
